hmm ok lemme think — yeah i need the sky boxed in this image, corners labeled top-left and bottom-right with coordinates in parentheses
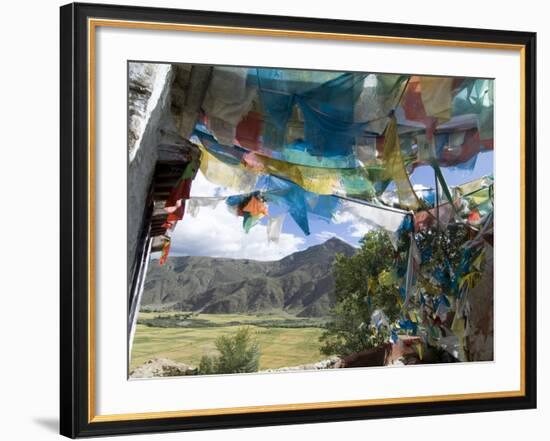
top-left (168, 170), bottom-right (362, 261)
top-left (165, 150), bottom-right (493, 261)
top-left (410, 150), bottom-right (493, 187)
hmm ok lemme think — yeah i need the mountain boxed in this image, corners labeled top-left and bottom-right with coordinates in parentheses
top-left (140, 237), bottom-right (356, 317)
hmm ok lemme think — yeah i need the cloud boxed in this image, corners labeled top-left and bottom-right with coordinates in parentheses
top-left (155, 170), bottom-right (306, 261)
top-left (169, 201), bottom-right (305, 261)
top-left (332, 205), bottom-right (375, 238)
top-left (347, 223), bottom-right (374, 238)
top-left (314, 230), bottom-right (357, 246)
top-left (332, 210), bottom-right (356, 225)
top-left (189, 170), bottom-right (236, 198)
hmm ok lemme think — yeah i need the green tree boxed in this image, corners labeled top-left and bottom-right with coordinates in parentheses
top-left (320, 230), bottom-right (405, 357)
top-left (199, 327), bottom-right (260, 375)
top-left (320, 223), bottom-right (472, 358)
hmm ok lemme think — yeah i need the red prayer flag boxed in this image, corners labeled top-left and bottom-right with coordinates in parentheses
top-left (400, 77), bottom-right (438, 140)
top-left (165, 178), bottom-right (192, 209)
top-left (236, 111), bottom-right (263, 149)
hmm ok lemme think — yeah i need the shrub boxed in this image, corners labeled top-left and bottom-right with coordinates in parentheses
top-left (198, 327), bottom-right (260, 375)
top-left (198, 354), bottom-right (215, 375)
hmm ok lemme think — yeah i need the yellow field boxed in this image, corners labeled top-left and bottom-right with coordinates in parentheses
top-left (130, 312), bottom-right (325, 371)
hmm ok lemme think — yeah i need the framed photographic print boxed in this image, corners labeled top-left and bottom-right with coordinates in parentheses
top-left (60, 2), bottom-right (537, 438)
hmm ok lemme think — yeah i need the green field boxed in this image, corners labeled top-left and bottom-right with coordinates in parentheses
top-left (130, 312), bottom-right (326, 372)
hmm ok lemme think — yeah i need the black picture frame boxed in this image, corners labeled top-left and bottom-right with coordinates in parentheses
top-left (60, 2), bottom-right (537, 438)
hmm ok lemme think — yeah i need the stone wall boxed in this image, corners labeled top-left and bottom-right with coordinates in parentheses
top-left (127, 63), bottom-right (173, 282)
top-left (127, 62), bottom-right (211, 285)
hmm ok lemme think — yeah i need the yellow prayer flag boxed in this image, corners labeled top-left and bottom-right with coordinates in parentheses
top-left (198, 146), bottom-right (258, 192)
top-left (383, 117), bottom-right (420, 210)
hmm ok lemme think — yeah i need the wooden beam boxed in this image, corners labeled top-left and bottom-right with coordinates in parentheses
top-left (157, 143), bottom-right (194, 163)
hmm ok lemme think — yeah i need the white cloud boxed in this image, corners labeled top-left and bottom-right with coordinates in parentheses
top-left (189, 170), bottom-right (236, 198)
top-left (332, 205), bottom-right (375, 238)
top-left (170, 201), bottom-right (305, 261)
top-left (332, 200), bottom-right (406, 240)
top-left (315, 231), bottom-right (338, 242)
top-left (165, 170), bottom-right (305, 261)
top-left (413, 184), bottom-right (431, 190)
top-left (347, 223), bottom-right (374, 238)
top-left (332, 210), bottom-right (356, 225)
top-left (314, 230), bottom-right (356, 246)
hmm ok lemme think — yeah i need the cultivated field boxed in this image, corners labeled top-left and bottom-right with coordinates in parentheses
top-left (130, 311), bottom-right (326, 371)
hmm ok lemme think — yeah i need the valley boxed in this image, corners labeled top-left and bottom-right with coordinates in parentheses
top-left (130, 311), bottom-right (326, 372)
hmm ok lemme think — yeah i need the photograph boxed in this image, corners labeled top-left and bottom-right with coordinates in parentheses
top-left (55, 2), bottom-right (537, 437)
top-left (127, 62), bottom-right (494, 379)
top-left (0, 0), bottom-right (543, 438)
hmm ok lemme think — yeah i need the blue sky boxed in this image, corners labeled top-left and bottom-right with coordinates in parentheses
top-left (410, 150), bottom-right (493, 187)
top-left (167, 150), bottom-right (493, 261)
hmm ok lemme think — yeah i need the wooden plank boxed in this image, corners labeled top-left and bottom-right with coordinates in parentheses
top-left (157, 143), bottom-right (194, 162)
top-left (154, 184), bottom-right (178, 191)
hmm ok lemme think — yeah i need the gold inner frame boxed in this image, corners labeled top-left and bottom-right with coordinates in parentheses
top-left (87, 18), bottom-right (527, 423)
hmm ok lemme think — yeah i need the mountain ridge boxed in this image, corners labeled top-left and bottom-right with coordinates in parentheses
top-left (141, 237), bottom-right (355, 317)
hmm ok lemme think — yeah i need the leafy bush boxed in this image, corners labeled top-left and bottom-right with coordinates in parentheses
top-left (198, 354), bottom-right (215, 375)
top-left (198, 327), bottom-right (260, 375)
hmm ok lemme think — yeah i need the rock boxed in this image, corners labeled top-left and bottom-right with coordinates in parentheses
top-left (127, 63), bottom-right (173, 283)
top-left (127, 62), bottom-right (206, 287)
top-left (260, 357), bottom-right (340, 373)
top-left (130, 358), bottom-right (197, 379)
top-left (334, 344), bottom-right (392, 368)
top-left (171, 64), bottom-right (212, 138)
top-left (128, 63), bottom-right (171, 156)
